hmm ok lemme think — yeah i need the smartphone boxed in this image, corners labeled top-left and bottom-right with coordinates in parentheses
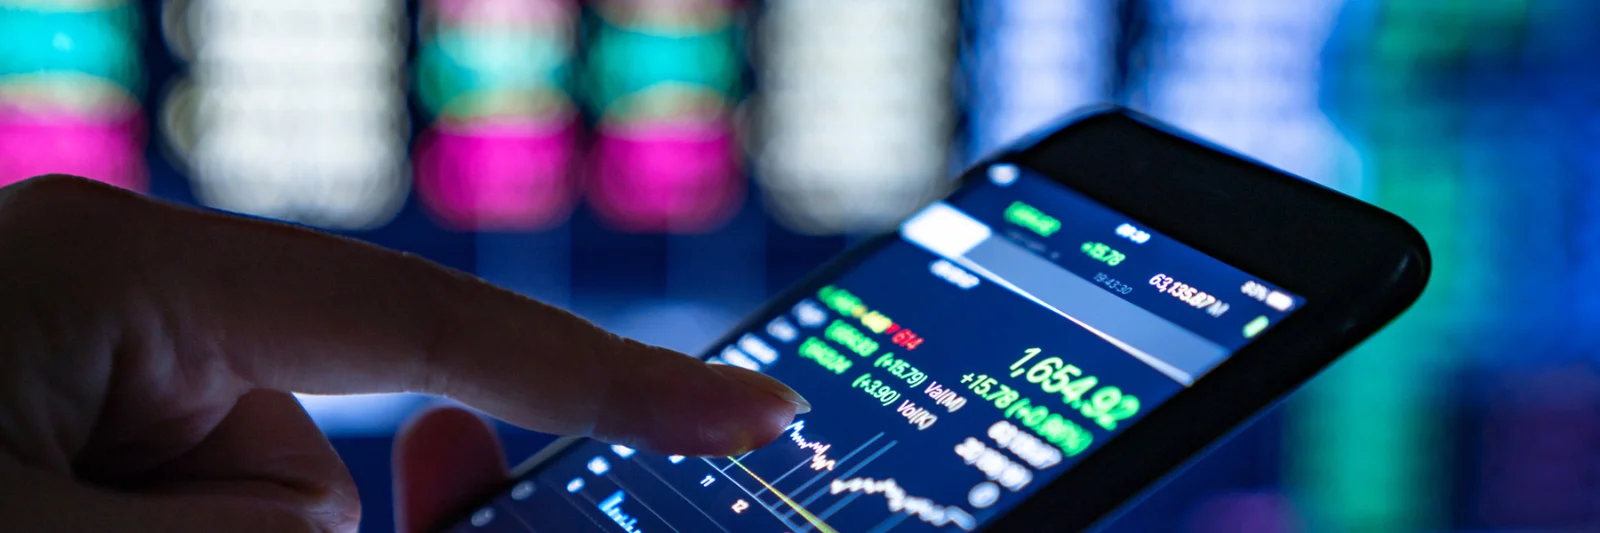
top-left (436, 107), bottom-right (1430, 532)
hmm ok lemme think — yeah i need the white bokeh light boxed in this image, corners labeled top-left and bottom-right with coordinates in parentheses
top-left (1133, 0), bottom-right (1361, 193)
top-left (754, 0), bottom-right (958, 235)
top-left (964, 0), bottom-right (1116, 160)
top-left (161, 0), bottom-right (409, 229)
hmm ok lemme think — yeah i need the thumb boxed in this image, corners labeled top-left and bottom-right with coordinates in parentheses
top-left (394, 407), bottom-right (507, 533)
top-left (0, 390), bottom-right (359, 532)
top-left (0, 462), bottom-right (342, 533)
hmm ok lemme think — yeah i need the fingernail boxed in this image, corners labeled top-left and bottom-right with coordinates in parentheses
top-left (709, 364), bottom-right (811, 414)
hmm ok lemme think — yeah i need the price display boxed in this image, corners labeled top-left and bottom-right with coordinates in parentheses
top-left (1080, 242), bottom-right (1125, 266)
top-left (1150, 273), bottom-right (1230, 317)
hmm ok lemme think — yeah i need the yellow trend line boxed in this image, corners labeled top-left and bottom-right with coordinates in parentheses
top-left (726, 457), bottom-right (839, 533)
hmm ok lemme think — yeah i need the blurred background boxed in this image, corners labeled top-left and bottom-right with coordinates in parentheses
top-left (3, 0), bottom-right (1598, 531)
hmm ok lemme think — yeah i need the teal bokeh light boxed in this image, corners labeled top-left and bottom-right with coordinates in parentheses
top-left (0, 2), bottom-right (142, 93)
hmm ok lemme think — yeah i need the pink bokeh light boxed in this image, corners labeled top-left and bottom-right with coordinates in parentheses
top-left (0, 108), bottom-right (146, 191)
top-left (414, 115), bottom-right (579, 231)
top-left (587, 116), bottom-right (742, 233)
top-left (424, 0), bottom-right (575, 25)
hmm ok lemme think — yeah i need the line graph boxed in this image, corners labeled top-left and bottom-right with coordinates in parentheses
top-left (726, 457), bottom-right (839, 533)
top-left (695, 417), bottom-right (977, 533)
top-left (619, 460), bottom-right (732, 533)
top-left (784, 420), bottom-right (838, 471)
top-left (601, 469), bottom-right (681, 533)
top-left (788, 441), bottom-right (896, 514)
top-left (598, 490), bottom-right (648, 533)
top-left (827, 477), bottom-right (977, 531)
top-left (697, 419), bottom-right (900, 532)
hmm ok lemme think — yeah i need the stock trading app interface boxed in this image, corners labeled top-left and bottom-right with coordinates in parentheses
top-left (448, 164), bottom-right (1304, 533)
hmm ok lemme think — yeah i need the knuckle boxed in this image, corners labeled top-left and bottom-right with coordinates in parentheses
top-left (0, 175), bottom-right (152, 294)
top-left (0, 174), bottom-right (134, 208)
top-left (0, 175), bottom-right (146, 248)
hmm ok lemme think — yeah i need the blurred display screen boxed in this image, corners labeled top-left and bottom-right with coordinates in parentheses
top-left (3, 1), bottom-right (1597, 530)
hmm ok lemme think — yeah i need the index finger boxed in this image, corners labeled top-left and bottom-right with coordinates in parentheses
top-left (0, 176), bottom-right (808, 455)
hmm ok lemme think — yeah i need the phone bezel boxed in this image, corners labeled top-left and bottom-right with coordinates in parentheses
top-left (442, 107), bottom-right (1430, 532)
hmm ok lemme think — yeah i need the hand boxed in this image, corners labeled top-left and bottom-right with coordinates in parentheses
top-left (0, 176), bottom-right (810, 532)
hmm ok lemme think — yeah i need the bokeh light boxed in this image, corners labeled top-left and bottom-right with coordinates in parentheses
top-left (583, 0), bottom-right (745, 233)
top-left (583, 0), bottom-right (741, 114)
top-left (0, 0), bottom-right (144, 190)
top-left (412, 0), bottom-right (580, 231)
top-left (753, 0), bottom-right (957, 235)
top-left (0, 101), bottom-right (144, 189)
top-left (160, 0), bottom-right (409, 229)
top-left (414, 115), bottom-right (579, 231)
top-left (1130, 0), bottom-right (1358, 191)
top-left (963, 0), bottom-right (1116, 161)
top-left (588, 91), bottom-right (742, 232)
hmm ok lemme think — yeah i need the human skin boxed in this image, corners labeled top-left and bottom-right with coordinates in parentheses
top-left (0, 175), bottom-right (809, 532)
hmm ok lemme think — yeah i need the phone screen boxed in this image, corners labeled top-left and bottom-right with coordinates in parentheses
top-left (446, 163), bottom-right (1304, 532)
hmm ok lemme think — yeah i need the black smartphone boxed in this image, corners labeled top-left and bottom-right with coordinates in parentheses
top-left (435, 107), bottom-right (1429, 533)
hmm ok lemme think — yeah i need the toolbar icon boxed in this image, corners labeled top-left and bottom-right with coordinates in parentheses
top-left (969, 482), bottom-right (1000, 509)
top-left (470, 508), bottom-right (495, 527)
top-left (766, 317), bottom-right (799, 342)
top-left (717, 346), bottom-right (762, 370)
top-left (1244, 316), bottom-right (1270, 339)
top-left (587, 456), bottom-right (610, 476)
top-left (738, 334), bottom-right (780, 365)
top-left (988, 164), bottom-right (1019, 186)
top-left (793, 299), bottom-right (827, 327)
top-left (511, 481), bottom-right (536, 501)
top-left (1265, 291), bottom-right (1294, 312)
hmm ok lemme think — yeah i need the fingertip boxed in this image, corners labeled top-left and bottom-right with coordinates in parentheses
top-left (708, 364), bottom-right (811, 414)
top-left (723, 402), bottom-right (802, 456)
top-left (630, 399), bottom-right (801, 458)
top-left (698, 365), bottom-right (810, 454)
top-left (590, 350), bottom-right (806, 457)
top-left (394, 406), bottom-right (507, 533)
